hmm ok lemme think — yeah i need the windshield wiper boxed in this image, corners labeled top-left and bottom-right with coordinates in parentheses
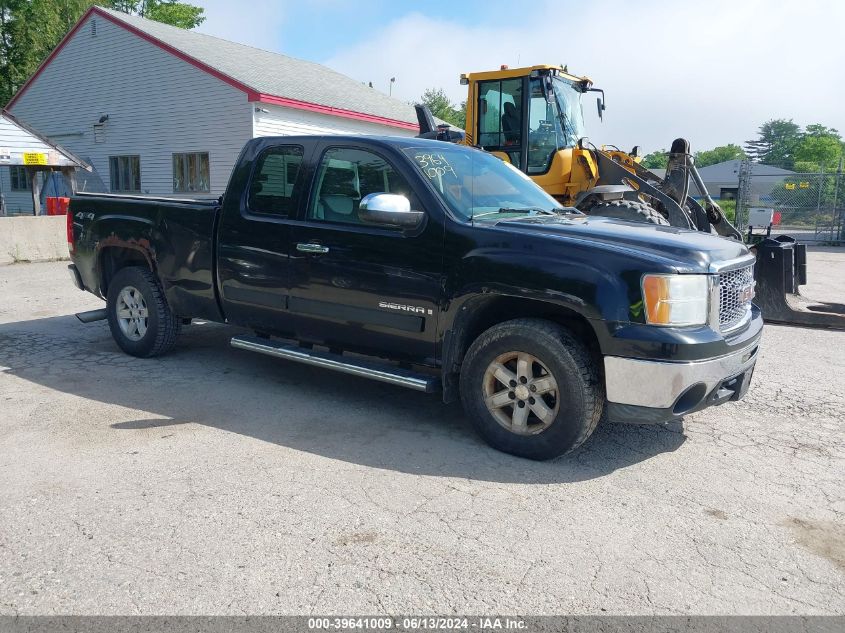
top-left (474, 207), bottom-right (563, 219)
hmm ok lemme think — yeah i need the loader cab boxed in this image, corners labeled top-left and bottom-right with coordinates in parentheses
top-left (466, 65), bottom-right (595, 202)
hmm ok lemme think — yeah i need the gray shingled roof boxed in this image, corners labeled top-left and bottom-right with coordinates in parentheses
top-left (696, 159), bottom-right (794, 181)
top-left (98, 7), bottom-right (420, 126)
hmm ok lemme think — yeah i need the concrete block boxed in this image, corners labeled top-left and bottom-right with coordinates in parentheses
top-left (0, 216), bottom-right (69, 265)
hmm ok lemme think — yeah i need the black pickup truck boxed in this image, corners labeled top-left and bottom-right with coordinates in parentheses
top-left (67, 135), bottom-right (762, 460)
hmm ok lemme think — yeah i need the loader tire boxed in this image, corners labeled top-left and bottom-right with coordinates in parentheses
top-left (585, 200), bottom-right (669, 225)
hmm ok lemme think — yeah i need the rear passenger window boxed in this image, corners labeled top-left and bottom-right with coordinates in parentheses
top-left (248, 146), bottom-right (303, 216)
top-left (308, 147), bottom-right (413, 225)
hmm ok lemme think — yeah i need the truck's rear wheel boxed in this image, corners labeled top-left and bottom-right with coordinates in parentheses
top-left (459, 318), bottom-right (603, 460)
top-left (106, 266), bottom-right (180, 358)
top-left (585, 199), bottom-right (669, 225)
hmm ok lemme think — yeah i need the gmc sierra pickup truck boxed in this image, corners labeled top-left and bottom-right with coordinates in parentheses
top-left (67, 136), bottom-right (762, 460)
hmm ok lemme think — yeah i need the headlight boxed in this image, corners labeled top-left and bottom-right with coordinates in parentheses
top-left (641, 274), bottom-right (709, 326)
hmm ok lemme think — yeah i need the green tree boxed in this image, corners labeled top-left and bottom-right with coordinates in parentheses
top-left (793, 124), bottom-right (843, 170)
top-left (418, 87), bottom-right (464, 129)
top-left (694, 144), bottom-right (746, 167)
top-left (107, 1), bottom-right (204, 29)
top-left (744, 119), bottom-right (802, 168)
top-left (641, 150), bottom-right (668, 169)
top-left (0, 0), bottom-right (204, 105)
top-left (456, 100), bottom-right (466, 130)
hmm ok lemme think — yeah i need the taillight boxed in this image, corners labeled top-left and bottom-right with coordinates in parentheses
top-left (66, 210), bottom-right (75, 254)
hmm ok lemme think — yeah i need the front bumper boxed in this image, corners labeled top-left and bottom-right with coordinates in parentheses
top-left (603, 336), bottom-right (760, 424)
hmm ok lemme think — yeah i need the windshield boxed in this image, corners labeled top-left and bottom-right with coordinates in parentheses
top-left (403, 145), bottom-right (565, 223)
top-left (552, 77), bottom-right (587, 145)
top-left (527, 76), bottom-right (587, 174)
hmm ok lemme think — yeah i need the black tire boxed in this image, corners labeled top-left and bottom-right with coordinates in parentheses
top-left (106, 266), bottom-right (180, 358)
top-left (584, 199), bottom-right (669, 225)
top-left (459, 318), bottom-right (603, 460)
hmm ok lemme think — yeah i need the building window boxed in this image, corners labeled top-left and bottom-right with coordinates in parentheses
top-left (109, 155), bottom-right (141, 193)
top-left (173, 152), bottom-right (210, 193)
top-left (10, 166), bottom-right (31, 191)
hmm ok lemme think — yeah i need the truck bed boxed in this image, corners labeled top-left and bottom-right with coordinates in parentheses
top-left (69, 192), bottom-right (223, 322)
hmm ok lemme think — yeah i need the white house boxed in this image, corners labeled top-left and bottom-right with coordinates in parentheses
top-left (0, 108), bottom-right (90, 216)
top-left (1, 6), bottom-right (421, 214)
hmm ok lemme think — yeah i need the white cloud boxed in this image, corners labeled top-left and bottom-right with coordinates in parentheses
top-left (323, 0), bottom-right (845, 152)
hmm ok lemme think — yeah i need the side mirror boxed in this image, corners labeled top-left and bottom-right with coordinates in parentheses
top-left (589, 87), bottom-right (606, 121)
top-left (359, 193), bottom-right (424, 229)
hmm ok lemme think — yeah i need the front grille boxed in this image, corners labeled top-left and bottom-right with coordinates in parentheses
top-left (718, 264), bottom-right (755, 330)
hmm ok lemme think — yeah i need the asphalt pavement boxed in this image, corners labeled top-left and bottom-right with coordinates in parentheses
top-left (0, 252), bottom-right (842, 615)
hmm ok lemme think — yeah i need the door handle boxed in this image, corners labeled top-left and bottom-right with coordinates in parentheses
top-left (296, 243), bottom-right (329, 254)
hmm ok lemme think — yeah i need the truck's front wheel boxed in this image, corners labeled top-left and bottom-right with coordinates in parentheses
top-left (106, 266), bottom-right (180, 358)
top-left (459, 319), bottom-right (603, 460)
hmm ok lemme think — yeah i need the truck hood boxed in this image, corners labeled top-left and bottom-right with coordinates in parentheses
top-left (494, 214), bottom-right (751, 272)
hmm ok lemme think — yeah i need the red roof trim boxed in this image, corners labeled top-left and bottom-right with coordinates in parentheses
top-left (6, 7), bottom-right (420, 132)
top-left (250, 92), bottom-right (419, 131)
top-left (6, 6), bottom-right (250, 109)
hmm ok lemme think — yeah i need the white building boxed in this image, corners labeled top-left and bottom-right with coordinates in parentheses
top-left (0, 108), bottom-right (89, 216)
top-left (2, 6), bottom-right (420, 214)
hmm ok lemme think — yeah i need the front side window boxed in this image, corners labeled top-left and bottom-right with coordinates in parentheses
top-left (247, 145), bottom-right (303, 216)
top-left (173, 152), bottom-right (210, 193)
top-left (308, 147), bottom-right (413, 225)
top-left (10, 166), bottom-right (31, 191)
top-left (109, 155), bottom-right (141, 193)
top-left (404, 145), bottom-right (562, 223)
top-left (477, 78), bottom-right (523, 151)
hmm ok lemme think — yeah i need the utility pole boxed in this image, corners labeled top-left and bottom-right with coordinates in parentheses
top-left (389, 77), bottom-right (395, 97)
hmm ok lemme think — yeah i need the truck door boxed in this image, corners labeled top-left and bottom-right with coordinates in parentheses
top-left (286, 145), bottom-right (442, 366)
top-left (216, 142), bottom-right (307, 332)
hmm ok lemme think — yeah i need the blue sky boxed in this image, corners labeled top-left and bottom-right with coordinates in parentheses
top-left (195, 0), bottom-right (845, 153)
top-left (274, 1), bottom-right (495, 61)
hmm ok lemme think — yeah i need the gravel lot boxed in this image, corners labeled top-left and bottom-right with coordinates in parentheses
top-left (0, 251), bottom-right (843, 615)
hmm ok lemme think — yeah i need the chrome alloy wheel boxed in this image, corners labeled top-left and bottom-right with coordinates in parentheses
top-left (116, 286), bottom-right (149, 341)
top-left (482, 351), bottom-right (560, 435)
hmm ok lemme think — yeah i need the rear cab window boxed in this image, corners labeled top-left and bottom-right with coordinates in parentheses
top-left (247, 145), bottom-right (304, 217)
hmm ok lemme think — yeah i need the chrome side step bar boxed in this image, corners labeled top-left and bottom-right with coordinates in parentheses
top-left (230, 335), bottom-right (440, 393)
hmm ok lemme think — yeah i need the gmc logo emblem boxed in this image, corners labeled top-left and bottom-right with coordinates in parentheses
top-left (737, 283), bottom-right (755, 303)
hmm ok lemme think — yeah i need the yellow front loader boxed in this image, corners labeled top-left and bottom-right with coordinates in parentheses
top-left (415, 63), bottom-right (845, 330)
top-left (416, 64), bottom-right (741, 238)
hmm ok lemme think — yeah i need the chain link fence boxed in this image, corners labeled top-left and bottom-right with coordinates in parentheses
top-left (735, 159), bottom-right (844, 243)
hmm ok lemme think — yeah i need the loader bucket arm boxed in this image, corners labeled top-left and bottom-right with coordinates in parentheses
top-left (592, 151), bottom-right (695, 229)
top-left (594, 147), bottom-right (743, 240)
top-left (688, 159), bottom-right (742, 240)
